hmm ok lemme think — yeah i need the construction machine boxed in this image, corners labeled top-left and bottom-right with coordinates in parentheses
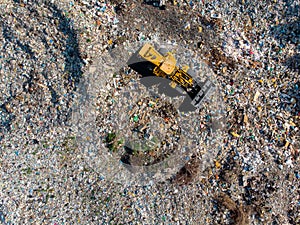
top-left (127, 43), bottom-right (215, 108)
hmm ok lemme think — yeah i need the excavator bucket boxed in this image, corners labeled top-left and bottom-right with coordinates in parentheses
top-left (189, 79), bottom-right (215, 107)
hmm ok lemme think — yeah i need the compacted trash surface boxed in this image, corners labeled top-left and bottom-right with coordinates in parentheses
top-left (0, 0), bottom-right (299, 224)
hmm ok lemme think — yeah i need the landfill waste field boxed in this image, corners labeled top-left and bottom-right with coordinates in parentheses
top-left (0, 0), bottom-right (299, 224)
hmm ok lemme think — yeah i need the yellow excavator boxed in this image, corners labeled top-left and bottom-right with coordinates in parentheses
top-left (127, 43), bottom-right (215, 108)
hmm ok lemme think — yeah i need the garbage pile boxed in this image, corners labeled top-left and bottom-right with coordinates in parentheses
top-left (0, 0), bottom-right (299, 224)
